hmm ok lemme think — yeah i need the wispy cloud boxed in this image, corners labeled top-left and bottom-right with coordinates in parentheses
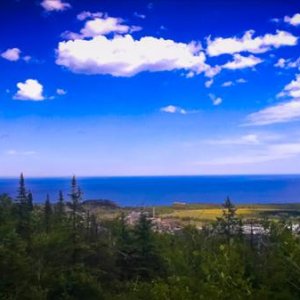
top-left (245, 99), bottom-right (300, 126)
top-left (134, 12), bottom-right (146, 19)
top-left (205, 134), bottom-right (260, 145)
top-left (6, 150), bottom-right (37, 156)
top-left (197, 142), bottom-right (300, 165)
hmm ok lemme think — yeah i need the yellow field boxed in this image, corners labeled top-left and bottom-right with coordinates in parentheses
top-left (160, 207), bottom-right (298, 222)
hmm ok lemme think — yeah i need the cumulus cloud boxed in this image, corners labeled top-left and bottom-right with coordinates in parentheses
top-left (1, 48), bottom-right (21, 61)
top-left (14, 79), bottom-right (45, 101)
top-left (206, 30), bottom-right (298, 56)
top-left (57, 12), bottom-right (210, 78)
top-left (41, 0), bottom-right (71, 12)
top-left (284, 13), bottom-right (300, 26)
top-left (63, 13), bottom-right (141, 39)
top-left (222, 54), bottom-right (262, 70)
top-left (56, 35), bottom-right (207, 77)
top-left (160, 105), bottom-right (187, 114)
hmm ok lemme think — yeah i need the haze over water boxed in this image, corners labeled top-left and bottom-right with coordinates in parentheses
top-left (1, 175), bottom-right (300, 206)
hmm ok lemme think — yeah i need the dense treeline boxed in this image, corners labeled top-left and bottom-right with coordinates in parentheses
top-left (1, 174), bottom-right (300, 299)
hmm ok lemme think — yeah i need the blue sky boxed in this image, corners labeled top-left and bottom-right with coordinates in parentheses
top-left (1, 0), bottom-right (300, 176)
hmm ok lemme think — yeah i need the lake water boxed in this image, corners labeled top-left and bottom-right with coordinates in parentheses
top-left (0, 175), bottom-right (300, 206)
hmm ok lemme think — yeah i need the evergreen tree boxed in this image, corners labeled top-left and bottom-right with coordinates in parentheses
top-left (16, 173), bottom-right (27, 206)
top-left (27, 191), bottom-right (33, 212)
top-left (15, 173), bottom-right (32, 238)
top-left (56, 190), bottom-right (65, 217)
top-left (44, 194), bottom-right (52, 233)
top-left (132, 212), bottom-right (165, 280)
top-left (216, 197), bottom-right (243, 242)
top-left (69, 176), bottom-right (84, 264)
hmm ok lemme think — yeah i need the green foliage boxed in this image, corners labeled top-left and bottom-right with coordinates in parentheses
top-left (1, 177), bottom-right (300, 299)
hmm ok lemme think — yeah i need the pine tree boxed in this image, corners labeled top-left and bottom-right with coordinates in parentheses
top-left (69, 176), bottom-right (83, 230)
top-left (56, 190), bottom-right (65, 218)
top-left (44, 194), bottom-right (52, 233)
top-left (216, 197), bottom-right (243, 242)
top-left (15, 173), bottom-right (32, 238)
top-left (27, 191), bottom-right (33, 212)
top-left (16, 173), bottom-right (27, 206)
top-left (132, 212), bottom-right (165, 280)
top-left (69, 176), bottom-right (83, 264)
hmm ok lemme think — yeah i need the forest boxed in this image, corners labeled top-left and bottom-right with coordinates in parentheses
top-left (1, 174), bottom-right (300, 300)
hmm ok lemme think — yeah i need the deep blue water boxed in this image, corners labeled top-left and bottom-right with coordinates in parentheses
top-left (0, 175), bottom-right (300, 206)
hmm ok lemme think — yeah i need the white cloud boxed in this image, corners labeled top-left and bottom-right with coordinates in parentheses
top-left (204, 65), bottom-right (221, 78)
top-left (246, 74), bottom-right (300, 125)
top-left (1, 48), bottom-right (21, 61)
top-left (209, 93), bottom-right (222, 106)
top-left (222, 54), bottom-right (262, 70)
top-left (64, 13), bottom-right (141, 40)
top-left (206, 30), bottom-right (298, 56)
top-left (275, 58), bottom-right (286, 68)
top-left (41, 0), bottom-right (71, 12)
top-left (205, 79), bottom-right (213, 88)
top-left (56, 34), bottom-right (207, 77)
top-left (14, 79), bottom-right (45, 101)
top-left (222, 81), bottom-right (234, 87)
top-left (160, 105), bottom-right (187, 114)
top-left (284, 13), bottom-right (300, 26)
top-left (58, 12), bottom-right (210, 78)
top-left (212, 97), bottom-right (222, 106)
top-left (80, 17), bottom-right (139, 38)
top-left (278, 74), bottom-right (300, 98)
top-left (246, 99), bottom-right (300, 125)
top-left (274, 57), bottom-right (300, 69)
top-left (77, 11), bottom-right (103, 21)
top-left (221, 78), bottom-right (247, 87)
top-left (56, 88), bottom-right (67, 95)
